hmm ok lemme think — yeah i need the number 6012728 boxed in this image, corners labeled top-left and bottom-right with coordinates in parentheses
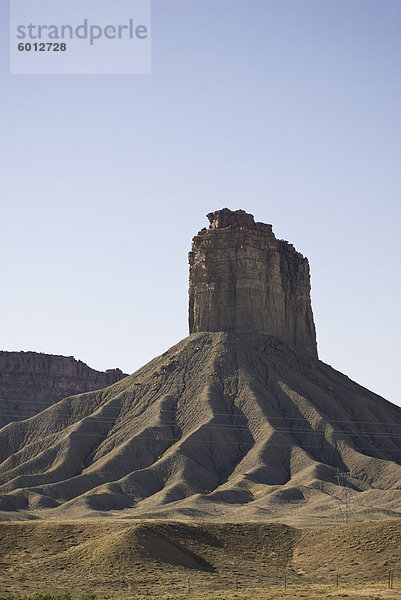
top-left (18, 42), bottom-right (67, 51)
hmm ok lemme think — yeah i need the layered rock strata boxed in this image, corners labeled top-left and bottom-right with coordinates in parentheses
top-left (189, 208), bottom-right (318, 359)
top-left (0, 351), bottom-right (127, 428)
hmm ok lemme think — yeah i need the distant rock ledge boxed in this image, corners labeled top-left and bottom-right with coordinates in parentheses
top-left (0, 351), bottom-right (127, 428)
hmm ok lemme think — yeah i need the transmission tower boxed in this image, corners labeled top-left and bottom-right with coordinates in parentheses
top-left (335, 470), bottom-right (356, 524)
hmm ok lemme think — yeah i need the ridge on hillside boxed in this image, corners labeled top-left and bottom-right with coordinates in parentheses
top-left (0, 351), bottom-right (127, 428)
top-left (0, 209), bottom-right (400, 525)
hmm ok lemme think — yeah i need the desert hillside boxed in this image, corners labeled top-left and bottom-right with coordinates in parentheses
top-left (0, 332), bottom-right (400, 524)
top-left (0, 519), bottom-right (399, 597)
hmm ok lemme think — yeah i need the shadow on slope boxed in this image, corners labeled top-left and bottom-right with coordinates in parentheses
top-left (0, 332), bottom-right (401, 523)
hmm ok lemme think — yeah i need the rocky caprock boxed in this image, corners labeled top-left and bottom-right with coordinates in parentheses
top-left (189, 209), bottom-right (317, 359)
top-left (0, 210), bottom-right (400, 524)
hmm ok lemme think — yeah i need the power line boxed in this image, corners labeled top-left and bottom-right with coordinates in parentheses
top-left (0, 414), bottom-right (401, 443)
top-left (0, 405), bottom-right (400, 428)
top-left (1, 430), bottom-right (401, 454)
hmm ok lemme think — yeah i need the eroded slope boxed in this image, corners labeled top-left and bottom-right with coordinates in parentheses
top-left (0, 333), bottom-right (400, 524)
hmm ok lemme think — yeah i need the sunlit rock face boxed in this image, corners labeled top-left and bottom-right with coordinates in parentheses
top-left (188, 208), bottom-right (318, 359)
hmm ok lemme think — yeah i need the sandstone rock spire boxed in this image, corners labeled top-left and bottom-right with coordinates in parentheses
top-left (188, 208), bottom-right (318, 359)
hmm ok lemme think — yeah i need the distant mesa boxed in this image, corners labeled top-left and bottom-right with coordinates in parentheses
top-left (0, 209), bottom-right (400, 525)
top-left (0, 351), bottom-right (127, 428)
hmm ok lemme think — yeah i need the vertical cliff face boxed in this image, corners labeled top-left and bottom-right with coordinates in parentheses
top-left (0, 351), bottom-right (127, 429)
top-left (189, 208), bottom-right (318, 359)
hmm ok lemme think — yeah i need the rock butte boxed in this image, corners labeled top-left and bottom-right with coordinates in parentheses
top-left (0, 208), bottom-right (400, 524)
top-left (189, 208), bottom-right (317, 359)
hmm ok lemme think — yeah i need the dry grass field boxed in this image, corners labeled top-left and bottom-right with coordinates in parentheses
top-left (0, 519), bottom-right (400, 599)
top-left (1, 589), bottom-right (401, 600)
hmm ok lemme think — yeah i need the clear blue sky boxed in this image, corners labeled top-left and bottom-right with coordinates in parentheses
top-left (1, 0), bottom-right (400, 406)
